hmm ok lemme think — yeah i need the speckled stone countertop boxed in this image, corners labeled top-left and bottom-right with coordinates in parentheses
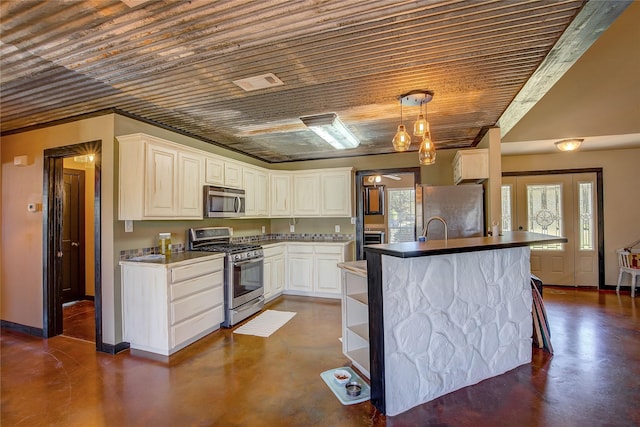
top-left (119, 251), bottom-right (224, 266)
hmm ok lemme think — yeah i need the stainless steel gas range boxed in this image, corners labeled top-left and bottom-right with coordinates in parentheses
top-left (188, 227), bottom-right (264, 327)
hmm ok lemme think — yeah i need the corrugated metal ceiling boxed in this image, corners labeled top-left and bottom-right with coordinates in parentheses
top-left (1, 0), bottom-right (588, 162)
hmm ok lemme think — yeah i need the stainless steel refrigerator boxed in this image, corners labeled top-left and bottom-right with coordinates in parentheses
top-left (415, 184), bottom-right (485, 239)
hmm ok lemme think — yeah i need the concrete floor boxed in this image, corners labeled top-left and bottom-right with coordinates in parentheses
top-left (2, 289), bottom-right (639, 426)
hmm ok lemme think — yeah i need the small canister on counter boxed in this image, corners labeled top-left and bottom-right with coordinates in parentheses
top-left (159, 232), bottom-right (172, 255)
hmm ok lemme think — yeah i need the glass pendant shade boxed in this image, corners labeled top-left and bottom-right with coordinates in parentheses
top-left (392, 124), bottom-right (411, 152)
top-left (418, 126), bottom-right (436, 165)
top-left (413, 114), bottom-right (427, 136)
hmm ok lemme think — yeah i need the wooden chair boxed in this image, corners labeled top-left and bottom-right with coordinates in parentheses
top-left (616, 249), bottom-right (639, 297)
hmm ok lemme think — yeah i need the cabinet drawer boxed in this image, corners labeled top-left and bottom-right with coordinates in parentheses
top-left (171, 305), bottom-right (224, 349)
top-left (263, 245), bottom-right (284, 258)
top-left (170, 287), bottom-right (223, 324)
top-left (170, 271), bottom-right (223, 301)
top-left (171, 258), bottom-right (223, 283)
top-left (314, 245), bottom-right (343, 254)
top-left (288, 244), bottom-right (314, 254)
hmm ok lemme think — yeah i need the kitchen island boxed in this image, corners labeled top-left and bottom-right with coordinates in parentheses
top-left (363, 231), bottom-right (566, 416)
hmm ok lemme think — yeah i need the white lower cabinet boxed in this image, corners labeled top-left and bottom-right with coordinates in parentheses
top-left (263, 244), bottom-right (285, 302)
top-left (121, 254), bottom-right (225, 356)
top-left (285, 242), bottom-right (353, 298)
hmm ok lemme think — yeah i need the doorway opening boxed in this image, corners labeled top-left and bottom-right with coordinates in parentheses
top-left (502, 168), bottom-right (604, 288)
top-left (43, 140), bottom-right (104, 351)
top-left (355, 168), bottom-right (421, 260)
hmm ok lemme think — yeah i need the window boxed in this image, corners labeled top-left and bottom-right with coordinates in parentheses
top-left (501, 184), bottom-right (512, 232)
top-left (527, 184), bottom-right (563, 250)
top-left (387, 188), bottom-right (415, 243)
top-left (578, 182), bottom-right (594, 251)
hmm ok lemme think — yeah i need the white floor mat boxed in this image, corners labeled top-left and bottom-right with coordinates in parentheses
top-left (233, 310), bottom-right (297, 337)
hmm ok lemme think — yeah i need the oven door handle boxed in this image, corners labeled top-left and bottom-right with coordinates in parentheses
top-left (231, 296), bottom-right (265, 314)
top-left (233, 257), bottom-right (264, 266)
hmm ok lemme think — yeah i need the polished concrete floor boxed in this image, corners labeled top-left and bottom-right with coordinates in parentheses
top-left (62, 300), bottom-right (95, 342)
top-left (2, 289), bottom-right (639, 426)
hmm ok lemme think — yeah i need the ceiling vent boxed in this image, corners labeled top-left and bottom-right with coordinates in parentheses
top-left (233, 73), bottom-right (284, 92)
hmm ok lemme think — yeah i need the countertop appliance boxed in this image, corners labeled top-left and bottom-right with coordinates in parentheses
top-left (188, 227), bottom-right (264, 327)
top-left (416, 184), bottom-right (485, 239)
top-left (204, 186), bottom-right (245, 218)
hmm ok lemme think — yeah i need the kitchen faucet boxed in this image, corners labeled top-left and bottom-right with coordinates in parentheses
top-left (422, 216), bottom-right (448, 241)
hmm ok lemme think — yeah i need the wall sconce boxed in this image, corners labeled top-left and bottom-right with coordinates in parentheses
top-left (300, 113), bottom-right (360, 149)
top-left (554, 138), bottom-right (583, 152)
top-left (393, 90), bottom-right (436, 165)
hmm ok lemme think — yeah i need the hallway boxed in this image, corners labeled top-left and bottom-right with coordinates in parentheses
top-left (2, 290), bottom-right (639, 426)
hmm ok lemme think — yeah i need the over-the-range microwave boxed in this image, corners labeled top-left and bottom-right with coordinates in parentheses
top-left (204, 186), bottom-right (245, 218)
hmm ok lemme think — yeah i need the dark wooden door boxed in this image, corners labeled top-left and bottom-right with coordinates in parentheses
top-left (62, 169), bottom-right (85, 303)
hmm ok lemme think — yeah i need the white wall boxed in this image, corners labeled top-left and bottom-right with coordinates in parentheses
top-left (502, 147), bottom-right (640, 286)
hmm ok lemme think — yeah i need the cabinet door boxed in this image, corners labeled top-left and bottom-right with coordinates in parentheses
top-left (224, 161), bottom-right (243, 188)
top-left (145, 143), bottom-right (178, 217)
top-left (204, 156), bottom-right (225, 185)
top-left (287, 253), bottom-right (314, 291)
top-left (315, 252), bottom-right (343, 295)
top-left (178, 151), bottom-right (203, 218)
top-left (273, 255), bottom-right (285, 294)
top-left (263, 256), bottom-right (273, 300)
top-left (321, 170), bottom-right (352, 216)
top-left (293, 173), bottom-right (320, 216)
top-left (270, 173), bottom-right (292, 216)
top-left (243, 168), bottom-right (257, 215)
top-left (255, 171), bottom-right (269, 216)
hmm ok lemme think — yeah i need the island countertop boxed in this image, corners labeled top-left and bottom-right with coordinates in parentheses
top-left (363, 231), bottom-right (567, 258)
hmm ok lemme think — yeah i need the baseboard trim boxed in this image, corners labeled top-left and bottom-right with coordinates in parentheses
top-left (0, 320), bottom-right (44, 337)
top-left (98, 341), bottom-right (130, 355)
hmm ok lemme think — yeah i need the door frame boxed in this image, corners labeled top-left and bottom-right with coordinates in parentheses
top-left (43, 140), bottom-right (104, 351)
top-left (355, 167), bottom-right (421, 260)
top-left (503, 168), bottom-right (604, 289)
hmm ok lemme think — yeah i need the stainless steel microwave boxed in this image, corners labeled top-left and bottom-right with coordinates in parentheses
top-left (204, 186), bottom-right (245, 218)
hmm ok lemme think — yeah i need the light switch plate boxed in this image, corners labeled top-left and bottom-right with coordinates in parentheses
top-left (350, 217), bottom-right (357, 225)
top-left (335, 225), bottom-right (341, 233)
top-left (261, 225), bottom-right (266, 234)
top-left (124, 220), bottom-right (133, 233)
top-left (289, 224), bottom-right (295, 233)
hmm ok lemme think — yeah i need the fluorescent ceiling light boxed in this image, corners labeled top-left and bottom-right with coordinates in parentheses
top-left (300, 113), bottom-right (360, 149)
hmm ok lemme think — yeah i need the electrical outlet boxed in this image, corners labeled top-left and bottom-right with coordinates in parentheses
top-left (289, 224), bottom-right (295, 233)
top-left (335, 225), bottom-right (341, 233)
top-left (261, 225), bottom-right (266, 234)
top-left (124, 220), bottom-right (133, 233)
top-left (350, 217), bottom-right (357, 225)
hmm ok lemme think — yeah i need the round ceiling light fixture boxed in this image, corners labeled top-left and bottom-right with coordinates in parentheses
top-left (554, 138), bottom-right (583, 152)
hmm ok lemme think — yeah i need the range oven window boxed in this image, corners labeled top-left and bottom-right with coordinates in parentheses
top-left (232, 258), bottom-right (263, 299)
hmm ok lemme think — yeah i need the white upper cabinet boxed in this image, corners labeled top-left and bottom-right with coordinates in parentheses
top-left (320, 168), bottom-right (353, 217)
top-left (270, 173), bottom-right (292, 217)
top-left (204, 156), bottom-right (225, 186)
top-left (177, 151), bottom-right (203, 217)
top-left (453, 149), bottom-right (489, 184)
top-left (293, 173), bottom-right (321, 216)
top-left (224, 161), bottom-right (243, 189)
top-left (118, 133), bottom-right (203, 220)
top-left (145, 143), bottom-right (178, 217)
top-left (118, 133), bottom-right (353, 220)
top-left (243, 166), bottom-right (269, 217)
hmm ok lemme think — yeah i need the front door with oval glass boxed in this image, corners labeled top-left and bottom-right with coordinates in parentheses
top-left (502, 173), bottom-right (598, 286)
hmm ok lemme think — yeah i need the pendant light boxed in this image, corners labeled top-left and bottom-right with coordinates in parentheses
top-left (392, 98), bottom-right (411, 151)
top-left (419, 122), bottom-right (436, 165)
top-left (413, 101), bottom-right (427, 137)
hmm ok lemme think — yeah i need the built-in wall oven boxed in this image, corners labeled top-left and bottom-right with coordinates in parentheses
top-left (188, 227), bottom-right (264, 327)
